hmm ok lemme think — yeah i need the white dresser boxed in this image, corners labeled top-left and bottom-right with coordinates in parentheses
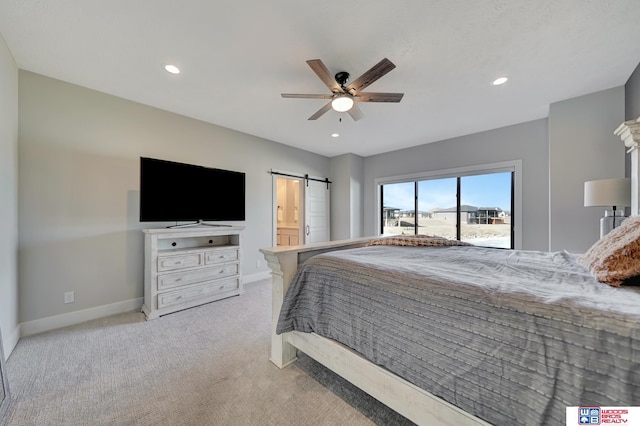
top-left (142, 226), bottom-right (243, 320)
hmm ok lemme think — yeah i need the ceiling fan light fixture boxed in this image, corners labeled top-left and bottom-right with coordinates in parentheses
top-left (331, 95), bottom-right (354, 112)
top-left (283, 58), bottom-right (402, 121)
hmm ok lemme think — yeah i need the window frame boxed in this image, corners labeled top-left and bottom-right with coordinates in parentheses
top-left (375, 160), bottom-right (522, 250)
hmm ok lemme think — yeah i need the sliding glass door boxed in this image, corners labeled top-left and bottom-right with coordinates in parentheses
top-left (380, 169), bottom-right (514, 249)
top-left (459, 172), bottom-right (513, 248)
top-left (381, 181), bottom-right (415, 235)
top-left (417, 177), bottom-right (457, 239)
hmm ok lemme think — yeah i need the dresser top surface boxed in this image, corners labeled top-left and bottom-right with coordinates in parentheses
top-left (143, 225), bottom-right (244, 237)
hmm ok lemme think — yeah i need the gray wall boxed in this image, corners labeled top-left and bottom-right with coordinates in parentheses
top-left (624, 64), bottom-right (640, 181)
top-left (11, 60), bottom-right (640, 336)
top-left (363, 86), bottom-right (628, 253)
top-left (626, 63), bottom-right (640, 179)
top-left (548, 87), bottom-right (626, 252)
top-left (364, 119), bottom-right (550, 251)
top-left (330, 153), bottom-right (364, 240)
top-left (627, 62), bottom-right (640, 121)
top-left (349, 154), bottom-right (364, 239)
top-left (0, 34), bottom-right (19, 356)
top-left (18, 71), bottom-right (331, 324)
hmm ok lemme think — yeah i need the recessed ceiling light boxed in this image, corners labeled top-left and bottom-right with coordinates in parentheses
top-left (492, 77), bottom-right (508, 86)
top-left (331, 133), bottom-right (340, 138)
top-left (164, 64), bottom-right (181, 74)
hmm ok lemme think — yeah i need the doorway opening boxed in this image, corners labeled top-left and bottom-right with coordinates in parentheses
top-left (274, 176), bottom-right (303, 247)
top-left (272, 171), bottom-right (331, 247)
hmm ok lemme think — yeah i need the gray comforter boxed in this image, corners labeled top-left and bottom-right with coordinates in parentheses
top-left (276, 245), bottom-right (640, 426)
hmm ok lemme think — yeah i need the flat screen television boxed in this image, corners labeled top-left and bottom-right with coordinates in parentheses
top-left (139, 157), bottom-right (245, 223)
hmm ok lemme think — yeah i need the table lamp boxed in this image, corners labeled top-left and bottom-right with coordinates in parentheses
top-left (584, 178), bottom-right (631, 238)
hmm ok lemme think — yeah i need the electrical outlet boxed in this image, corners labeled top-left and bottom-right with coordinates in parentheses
top-left (64, 291), bottom-right (74, 304)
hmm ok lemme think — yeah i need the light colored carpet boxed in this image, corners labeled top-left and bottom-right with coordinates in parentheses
top-left (4, 280), bottom-right (414, 425)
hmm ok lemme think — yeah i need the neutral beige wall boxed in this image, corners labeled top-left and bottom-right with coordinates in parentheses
top-left (0, 33), bottom-right (19, 355)
top-left (18, 71), bottom-right (330, 324)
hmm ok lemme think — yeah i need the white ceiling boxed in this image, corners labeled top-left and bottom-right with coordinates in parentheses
top-left (1, 0), bottom-right (639, 157)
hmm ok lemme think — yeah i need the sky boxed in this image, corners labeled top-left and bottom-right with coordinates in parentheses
top-left (382, 172), bottom-right (512, 213)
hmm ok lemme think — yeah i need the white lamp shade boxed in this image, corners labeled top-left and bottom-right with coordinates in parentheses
top-left (331, 95), bottom-right (354, 112)
top-left (584, 178), bottom-right (631, 207)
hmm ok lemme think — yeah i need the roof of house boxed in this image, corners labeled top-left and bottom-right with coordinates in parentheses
top-left (433, 205), bottom-right (506, 213)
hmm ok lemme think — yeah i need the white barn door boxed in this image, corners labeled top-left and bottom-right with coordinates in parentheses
top-left (304, 178), bottom-right (330, 243)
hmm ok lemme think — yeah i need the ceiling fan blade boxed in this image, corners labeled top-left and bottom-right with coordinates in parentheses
top-left (306, 59), bottom-right (344, 93)
top-left (347, 103), bottom-right (364, 121)
top-left (345, 58), bottom-right (396, 94)
top-left (282, 93), bottom-right (334, 99)
top-left (355, 92), bottom-right (404, 103)
top-left (308, 101), bottom-right (333, 120)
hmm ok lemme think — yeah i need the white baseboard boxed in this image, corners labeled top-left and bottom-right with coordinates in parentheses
top-left (14, 273), bottom-right (271, 345)
top-left (20, 297), bottom-right (144, 337)
top-left (243, 270), bottom-right (272, 284)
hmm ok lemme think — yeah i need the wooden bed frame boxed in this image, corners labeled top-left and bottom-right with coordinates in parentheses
top-left (260, 238), bottom-right (490, 426)
top-left (259, 120), bottom-right (640, 424)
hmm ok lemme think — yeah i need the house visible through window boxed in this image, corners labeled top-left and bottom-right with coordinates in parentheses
top-left (379, 167), bottom-right (515, 249)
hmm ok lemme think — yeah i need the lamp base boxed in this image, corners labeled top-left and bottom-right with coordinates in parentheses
top-left (600, 210), bottom-right (626, 238)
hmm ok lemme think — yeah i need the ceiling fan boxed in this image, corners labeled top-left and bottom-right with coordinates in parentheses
top-left (281, 58), bottom-right (403, 121)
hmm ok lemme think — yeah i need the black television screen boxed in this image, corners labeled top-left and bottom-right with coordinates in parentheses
top-left (139, 157), bottom-right (245, 222)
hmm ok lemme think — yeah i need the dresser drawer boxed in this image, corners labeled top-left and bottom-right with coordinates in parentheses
top-left (157, 252), bottom-right (203, 272)
top-left (204, 248), bottom-right (239, 265)
top-left (157, 264), bottom-right (239, 291)
top-left (157, 278), bottom-right (240, 309)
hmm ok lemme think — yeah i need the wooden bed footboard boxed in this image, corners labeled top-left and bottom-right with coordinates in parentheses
top-left (260, 237), bottom-right (376, 368)
top-left (260, 238), bottom-right (490, 426)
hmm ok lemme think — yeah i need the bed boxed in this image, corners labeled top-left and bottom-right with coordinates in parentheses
top-left (260, 215), bottom-right (640, 426)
